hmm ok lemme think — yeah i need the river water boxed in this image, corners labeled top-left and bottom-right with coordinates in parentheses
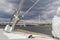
top-left (15, 25), bottom-right (52, 36)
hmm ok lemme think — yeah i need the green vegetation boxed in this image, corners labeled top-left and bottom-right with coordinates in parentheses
top-left (38, 23), bottom-right (52, 27)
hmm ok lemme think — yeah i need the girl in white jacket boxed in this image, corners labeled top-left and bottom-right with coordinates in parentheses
top-left (52, 7), bottom-right (60, 39)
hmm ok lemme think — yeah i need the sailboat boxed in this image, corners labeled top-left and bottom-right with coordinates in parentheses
top-left (3, 0), bottom-right (59, 40)
top-left (4, 0), bottom-right (39, 33)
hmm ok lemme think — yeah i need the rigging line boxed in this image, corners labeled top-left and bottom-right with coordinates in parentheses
top-left (21, 0), bottom-right (40, 18)
top-left (31, 0), bottom-right (41, 7)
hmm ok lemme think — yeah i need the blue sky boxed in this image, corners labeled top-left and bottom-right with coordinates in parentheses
top-left (0, 0), bottom-right (60, 23)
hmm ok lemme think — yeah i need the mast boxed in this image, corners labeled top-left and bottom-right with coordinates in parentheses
top-left (11, 0), bottom-right (25, 31)
top-left (13, 0), bottom-right (25, 16)
top-left (4, 0), bottom-right (40, 32)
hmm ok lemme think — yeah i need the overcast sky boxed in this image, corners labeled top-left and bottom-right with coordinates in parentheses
top-left (0, 0), bottom-right (60, 23)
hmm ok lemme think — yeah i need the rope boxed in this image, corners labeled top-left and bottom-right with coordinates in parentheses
top-left (31, 0), bottom-right (40, 7)
top-left (21, 0), bottom-right (39, 18)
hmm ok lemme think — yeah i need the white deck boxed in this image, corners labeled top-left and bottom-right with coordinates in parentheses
top-left (0, 29), bottom-right (58, 40)
top-left (3, 31), bottom-right (30, 39)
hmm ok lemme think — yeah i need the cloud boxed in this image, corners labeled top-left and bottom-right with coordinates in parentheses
top-left (35, 0), bottom-right (60, 22)
top-left (0, 0), bottom-right (19, 19)
top-left (0, 0), bottom-right (16, 13)
top-left (25, 0), bottom-right (60, 23)
top-left (1, 0), bottom-right (60, 23)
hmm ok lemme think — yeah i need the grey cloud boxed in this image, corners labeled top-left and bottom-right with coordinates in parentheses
top-left (0, 0), bottom-right (60, 23)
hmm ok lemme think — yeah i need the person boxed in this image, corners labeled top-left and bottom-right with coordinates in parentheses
top-left (52, 6), bottom-right (60, 39)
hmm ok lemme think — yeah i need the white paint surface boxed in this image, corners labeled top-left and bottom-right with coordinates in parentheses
top-left (3, 32), bottom-right (29, 39)
top-left (3, 31), bottom-right (57, 40)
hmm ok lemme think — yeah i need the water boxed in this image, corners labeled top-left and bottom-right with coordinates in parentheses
top-left (0, 24), bottom-right (52, 35)
top-left (15, 24), bottom-right (52, 35)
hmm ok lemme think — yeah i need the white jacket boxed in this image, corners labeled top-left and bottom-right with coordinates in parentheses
top-left (52, 16), bottom-right (60, 37)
